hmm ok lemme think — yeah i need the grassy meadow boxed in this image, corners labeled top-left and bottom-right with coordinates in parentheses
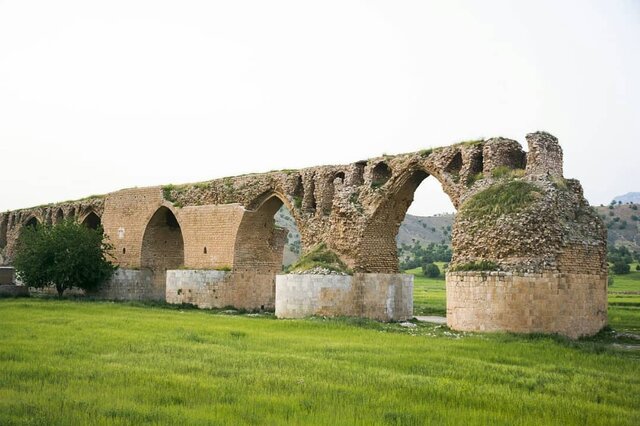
top-left (0, 268), bottom-right (639, 425)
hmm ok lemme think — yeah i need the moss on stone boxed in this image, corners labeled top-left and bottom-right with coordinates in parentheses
top-left (287, 243), bottom-right (351, 274)
top-left (460, 180), bottom-right (541, 220)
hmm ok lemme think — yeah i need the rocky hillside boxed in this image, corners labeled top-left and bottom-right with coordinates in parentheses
top-left (593, 202), bottom-right (640, 252)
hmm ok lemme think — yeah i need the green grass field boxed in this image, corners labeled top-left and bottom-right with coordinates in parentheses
top-left (1, 269), bottom-right (639, 425)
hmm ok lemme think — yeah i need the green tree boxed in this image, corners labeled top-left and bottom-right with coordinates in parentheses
top-left (422, 262), bottom-right (441, 278)
top-left (611, 260), bottom-right (630, 275)
top-left (14, 220), bottom-right (116, 297)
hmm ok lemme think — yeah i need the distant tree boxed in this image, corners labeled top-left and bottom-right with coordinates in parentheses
top-left (422, 262), bottom-right (441, 278)
top-left (612, 260), bottom-right (630, 275)
top-left (14, 220), bottom-right (116, 297)
top-left (636, 264), bottom-right (640, 271)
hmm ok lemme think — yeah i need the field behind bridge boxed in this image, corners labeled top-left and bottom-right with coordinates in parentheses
top-left (0, 270), bottom-right (639, 425)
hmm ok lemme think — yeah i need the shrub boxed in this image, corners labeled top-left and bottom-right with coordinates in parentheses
top-left (287, 243), bottom-right (351, 274)
top-left (14, 220), bottom-right (116, 296)
top-left (450, 260), bottom-right (499, 272)
top-left (422, 262), bottom-right (441, 278)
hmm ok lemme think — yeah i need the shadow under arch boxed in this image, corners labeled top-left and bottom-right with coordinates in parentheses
top-left (80, 211), bottom-right (102, 230)
top-left (233, 192), bottom-right (296, 272)
top-left (356, 166), bottom-right (456, 273)
top-left (140, 206), bottom-right (184, 300)
top-left (23, 216), bottom-right (41, 230)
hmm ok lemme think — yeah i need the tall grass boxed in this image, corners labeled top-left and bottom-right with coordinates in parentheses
top-left (0, 270), bottom-right (639, 425)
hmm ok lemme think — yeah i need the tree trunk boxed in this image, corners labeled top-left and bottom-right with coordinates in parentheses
top-left (56, 284), bottom-right (64, 298)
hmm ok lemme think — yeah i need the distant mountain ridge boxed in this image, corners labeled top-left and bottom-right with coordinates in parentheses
top-left (613, 192), bottom-right (640, 205)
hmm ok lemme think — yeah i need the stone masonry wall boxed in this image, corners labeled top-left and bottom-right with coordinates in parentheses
top-left (447, 270), bottom-right (607, 339)
top-left (166, 270), bottom-right (276, 310)
top-left (275, 273), bottom-right (413, 321)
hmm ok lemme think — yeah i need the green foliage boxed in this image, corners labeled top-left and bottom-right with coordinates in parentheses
top-left (466, 172), bottom-right (484, 187)
top-left (490, 166), bottom-right (526, 179)
top-left (450, 260), bottom-right (499, 272)
top-left (459, 180), bottom-right (541, 220)
top-left (608, 246), bottom-right (634, 265)
top-left (419, 148), bottom-right (433, 157)
top-left (13, 221), bottom-right (116, 296)
top-left (551, 176), bottom-right (568, 190)
top-left (162, 184), bottom-right (176, 202)
top-left (399, 242), bottom-right (451, 271)
top-left (214, 265), bottom-right (232, 272)
top-left (612, 260), bottom-right (631, 275)
top-left (287, 243), bottom-right (351, 274)
top-left (422, 262), bottom-right (440, 278)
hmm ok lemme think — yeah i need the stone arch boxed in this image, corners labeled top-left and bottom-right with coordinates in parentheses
top-left (320, 171), bottom-right (345, 215)
top-left (371, 162), bottom-right (392, 188)
top-left (67, 207), bottom-right (76, 221)
top-left (55, 208), bottom-right (64, 224)
top-left (81, 211), bottom-right (102, 230)
top-left (233, 193), bottom-right (297, 272)
top-left (140, 206), bottom-right (184, 300)
top-left (23, 216), bottom-right (40, 229)
top-left (445, 151), bottom-right (462, 172)
top-left (356, 166), bottom-right (455, 272)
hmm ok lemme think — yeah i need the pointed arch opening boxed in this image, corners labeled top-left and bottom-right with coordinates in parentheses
top-left (24, 216), bottom-right (40, 229)
top-left (141, 206), bottom-right (184, 300)
top-left (81, 211), bottom-right (102, 230)
top-left (234, 193), bottom-right (301, 272)
top-left (358, 168), bottom-right (457, 317)
top-left (55, 209), bottom-right (64, 224)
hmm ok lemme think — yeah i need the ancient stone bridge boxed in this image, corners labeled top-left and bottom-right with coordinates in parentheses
top-left (0, 132), bottom-right (607, 338)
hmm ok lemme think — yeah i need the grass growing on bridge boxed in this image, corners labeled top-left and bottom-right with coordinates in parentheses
top-left (1, 272), bottom-right (639, 425)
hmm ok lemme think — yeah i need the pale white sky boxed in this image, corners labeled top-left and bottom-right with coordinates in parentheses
top-left (1, 0), bottom-right (638, 215)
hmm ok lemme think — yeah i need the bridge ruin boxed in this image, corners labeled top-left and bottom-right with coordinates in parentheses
top-left (0, 132), bottom-right (607, 338)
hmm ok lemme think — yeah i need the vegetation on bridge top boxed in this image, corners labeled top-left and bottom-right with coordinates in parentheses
top-left (286, 243), bottom-right (352, 274)
top-left (459, 180), bottom-right (542, 220)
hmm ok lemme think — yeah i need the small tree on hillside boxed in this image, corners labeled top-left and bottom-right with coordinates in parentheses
top-left (14, 220), bottom-right (116, 297)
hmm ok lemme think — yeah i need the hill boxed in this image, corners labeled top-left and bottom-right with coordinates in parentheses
top-left (593, 202), bottom-right (640, 252)
top-left (613, 192), bottom-right (640, 204)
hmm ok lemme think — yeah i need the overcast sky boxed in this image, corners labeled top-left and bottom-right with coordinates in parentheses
top-left (1, 0), bottom-right (638, 215)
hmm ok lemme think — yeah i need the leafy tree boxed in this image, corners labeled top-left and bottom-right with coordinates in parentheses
top-left (14, 220), bottom-right (116, 297)
top-left (422, 262), bottom-right (441, 278)
top-left (611, 260), bottom-right (630, 275)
